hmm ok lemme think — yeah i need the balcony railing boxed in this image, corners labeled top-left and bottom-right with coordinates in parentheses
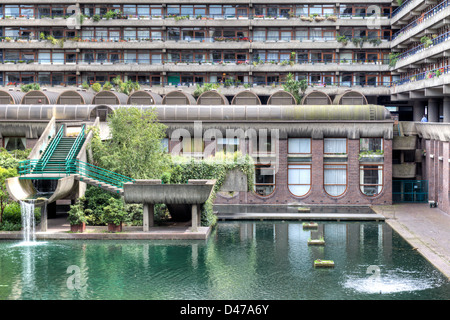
top-left (391, 65), bottom-right (449, 86)
top-left (397, 31), bottom-right (450, 61)
top-left (0, 12), bottom-right (392, 21)
top-left (392, 0), bottom-right (413, 18)
top-left (3, 79), bottom-right (393, 88)
top-left (392, 0), bottom-right (450, 41)
top-left (0, 58), bottom-right (390, 66)
top-left (0, 35), bottom-right (391, 43)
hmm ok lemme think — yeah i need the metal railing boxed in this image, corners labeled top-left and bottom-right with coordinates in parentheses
top-left (66, 159), bottom-right (135, 189)
top-left (393, 0), bottom-right (450, 41)
top-left (0, 58), bottom-right (391, 65)
top-left (0, 12), bottom-right (392, 20)
top-left (66, 125), bottom-right (85, 161)
top-left (396, 31), bottom-right (450, 61)
top-left (391, 65), bottom-right (449, 86)
top-left (39, 124), bottom-right (64, 171)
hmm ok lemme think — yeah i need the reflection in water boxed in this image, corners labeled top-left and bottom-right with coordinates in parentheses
top-left (0, 221), bottom-right (448, 300)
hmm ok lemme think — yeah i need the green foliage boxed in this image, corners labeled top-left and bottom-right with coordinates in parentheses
top-left (282, 73), bottom-right (307, 104)
top-left (82, 81), bottom-right (90, 90)
top-left (92, 83), bottom-right (102, 92)
top-left (358, 150), bottom-right (384, 160)
top-left (84, 185), bottom-right (120, 225)
top-left (420, 36), bottom-right (433, 48)
top-left (193, 83), bottom-right (220, 97)
top-left (67, 197), bottom-right (91, 225)
top-left (0, 148), bottom-right (30, 169)
top-left (89, 107), bottom-right (170, 179)
top-left (0, 167), bottom-right (18, 224)
top-left (389, 52), bottom-right (400, 68)
top-left (20, 83), bottom-right (40, 93)
top-left (102, 81), bottom-right (113, 91)
top-left (2, 202), bottom-right (21, 224)
top-left (166, 152), bottom-right (255, 226)
top-left (93, 14), bottom-right (101, 22)
top-left (102, 197), bottom-right (126, 226)
top-left (161, 172), bottom-right (171, 184)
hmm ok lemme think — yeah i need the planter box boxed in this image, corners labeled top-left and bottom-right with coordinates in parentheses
top-left (108, 223), bottom-right (122, 233)
top-left (314, 260), bottom-right (335, 268)
top-left (308, 239), bottom-right (325, 246)
top-left (70, 223), bottom-right (86, 233)
top-left (359, 155), bottom-right (384, 163)
top-left (302, 222), bottom-right (318, 229)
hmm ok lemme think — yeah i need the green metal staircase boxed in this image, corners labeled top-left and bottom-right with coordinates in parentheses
top-left (18, 124), bottom-right (134, 195)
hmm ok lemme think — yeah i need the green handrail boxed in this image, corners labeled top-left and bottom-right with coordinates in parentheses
top-left (66, 125), bottom-right (85, 161)
top-left (66, 159), bottom-right (135, 188)
top-left (40, 124), bottom-right (65, 170)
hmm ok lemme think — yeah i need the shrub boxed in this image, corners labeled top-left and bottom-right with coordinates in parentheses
top-left (102, 81), bottom-right (113, 91)
top-left (67, 198), bottom-right (90, 225)
top-left (92, 83), bottom-right (102, 92)
top-left (102, 197), bottom-right (126, 226)
top-left (2, 202), bottom-right (21, 224)
top-left (84, 185), bottom-right (120, 225)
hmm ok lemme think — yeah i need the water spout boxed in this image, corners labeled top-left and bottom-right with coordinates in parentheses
top-left (20, 200), bottom-right (36, 244)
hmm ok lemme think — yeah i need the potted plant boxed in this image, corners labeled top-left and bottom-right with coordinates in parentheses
top-left (67, 198), bottom-right (90, 233)
top-left (102, 197), bottom-right (126, 232)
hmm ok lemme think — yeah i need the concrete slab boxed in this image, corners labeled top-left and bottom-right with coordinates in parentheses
top-left (372, 204), bottom-right (450, 279)
top-left (218, 213), bottom-right (385, 221)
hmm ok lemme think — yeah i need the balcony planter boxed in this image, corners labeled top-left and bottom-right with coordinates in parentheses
top-left (359, 154), bottom-right (384, 162)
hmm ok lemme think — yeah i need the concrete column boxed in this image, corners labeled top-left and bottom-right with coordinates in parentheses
top-left (427, 98), bottom-right (440, 122)
top-left (40, 203), bottom-right (47, 232)
top-left (191, 204), bottom-right (198, 232)
top-left (443, 98), bottom-right (450, 123)
top-left (143, 203), bottom-right (154, 232)
top-left (413, 100), bottom-right (426, 122)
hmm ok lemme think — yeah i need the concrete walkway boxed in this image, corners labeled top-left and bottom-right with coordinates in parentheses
top-left (372, 204), bottom-right (450, 279)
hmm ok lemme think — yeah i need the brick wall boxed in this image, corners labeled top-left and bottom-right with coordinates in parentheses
top-left (216, 138), bottom-right (393, 206)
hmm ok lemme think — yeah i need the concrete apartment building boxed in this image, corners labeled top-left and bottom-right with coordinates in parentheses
top-left (0, 1), bottom-right (449, 212)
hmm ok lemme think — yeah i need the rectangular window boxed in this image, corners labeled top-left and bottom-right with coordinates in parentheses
top-left (288, 138), bottom-right (311, 154)
top-left (217, 137), bottom-right (239, 154)
top-left (254, 164), bottom-right (276, 196)
top-left (360, 138), bottom-right (383, 152)
top-left (324, 138), bottom-right (347, 154)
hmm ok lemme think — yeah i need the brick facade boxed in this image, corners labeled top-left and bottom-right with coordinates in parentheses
top-left (215, 138), bottom-right (393, 206)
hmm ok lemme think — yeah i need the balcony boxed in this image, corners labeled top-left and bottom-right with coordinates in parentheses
top-left (393, 163), bottom-right (417, 179)
top-left (393, 136), bottom-right (417, 150)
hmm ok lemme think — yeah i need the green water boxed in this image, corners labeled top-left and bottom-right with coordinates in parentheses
top-left (0, 221), bottom-right (448, 300)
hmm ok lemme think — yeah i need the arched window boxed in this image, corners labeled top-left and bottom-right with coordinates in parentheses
top-left (324, 164), bottom-right (347, 197)
top-left (288, 164), bottom-right (311, 197)
top-left (360, 165), bottom-right (383, 196)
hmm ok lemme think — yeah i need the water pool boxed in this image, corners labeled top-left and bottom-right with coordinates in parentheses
top-left (0, 221), bottom-right (448, 300)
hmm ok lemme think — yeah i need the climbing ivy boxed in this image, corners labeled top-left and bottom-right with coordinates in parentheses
top-left (164, 152), bottom-right (255, 226)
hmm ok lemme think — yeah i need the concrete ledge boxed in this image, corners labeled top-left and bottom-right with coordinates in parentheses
top-left (0, 226), bottom-right (212, 240)
top-left (217, 213), bottom-right (385, 221)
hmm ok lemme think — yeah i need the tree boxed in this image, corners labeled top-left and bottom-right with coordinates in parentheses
top-left (282, 73), bottom-right (308, 104)
top-left (90, 107), bottom-right (170, 179)
top-left (0, 167), bottom-right (18, 224)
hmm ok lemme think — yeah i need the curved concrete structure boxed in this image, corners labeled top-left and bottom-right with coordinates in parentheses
top-left (21, 90), bottom-right (59, 105)
top-left (0, 89), bottom-right (26, 104)
top-left (231, 90), bottom-right (261, 105)
top-left (197, 90), bottom-right (229, 105)
top-left (162, 90), bottom-right (197, 105)
top-left (267, 90), bottom-right (297, 105)
top-left (123, 179), bottom-right (216, 231)
top-left (301, 90), bottom-right (332, 105)
top-left (333, 90), bottom-right (368, 105)
top-left (127, 90), bottom-right (163, 105)
top-left (57, 90), bottom-right (94, 105)
top-left (93, 90), bottom-right (129, 105)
